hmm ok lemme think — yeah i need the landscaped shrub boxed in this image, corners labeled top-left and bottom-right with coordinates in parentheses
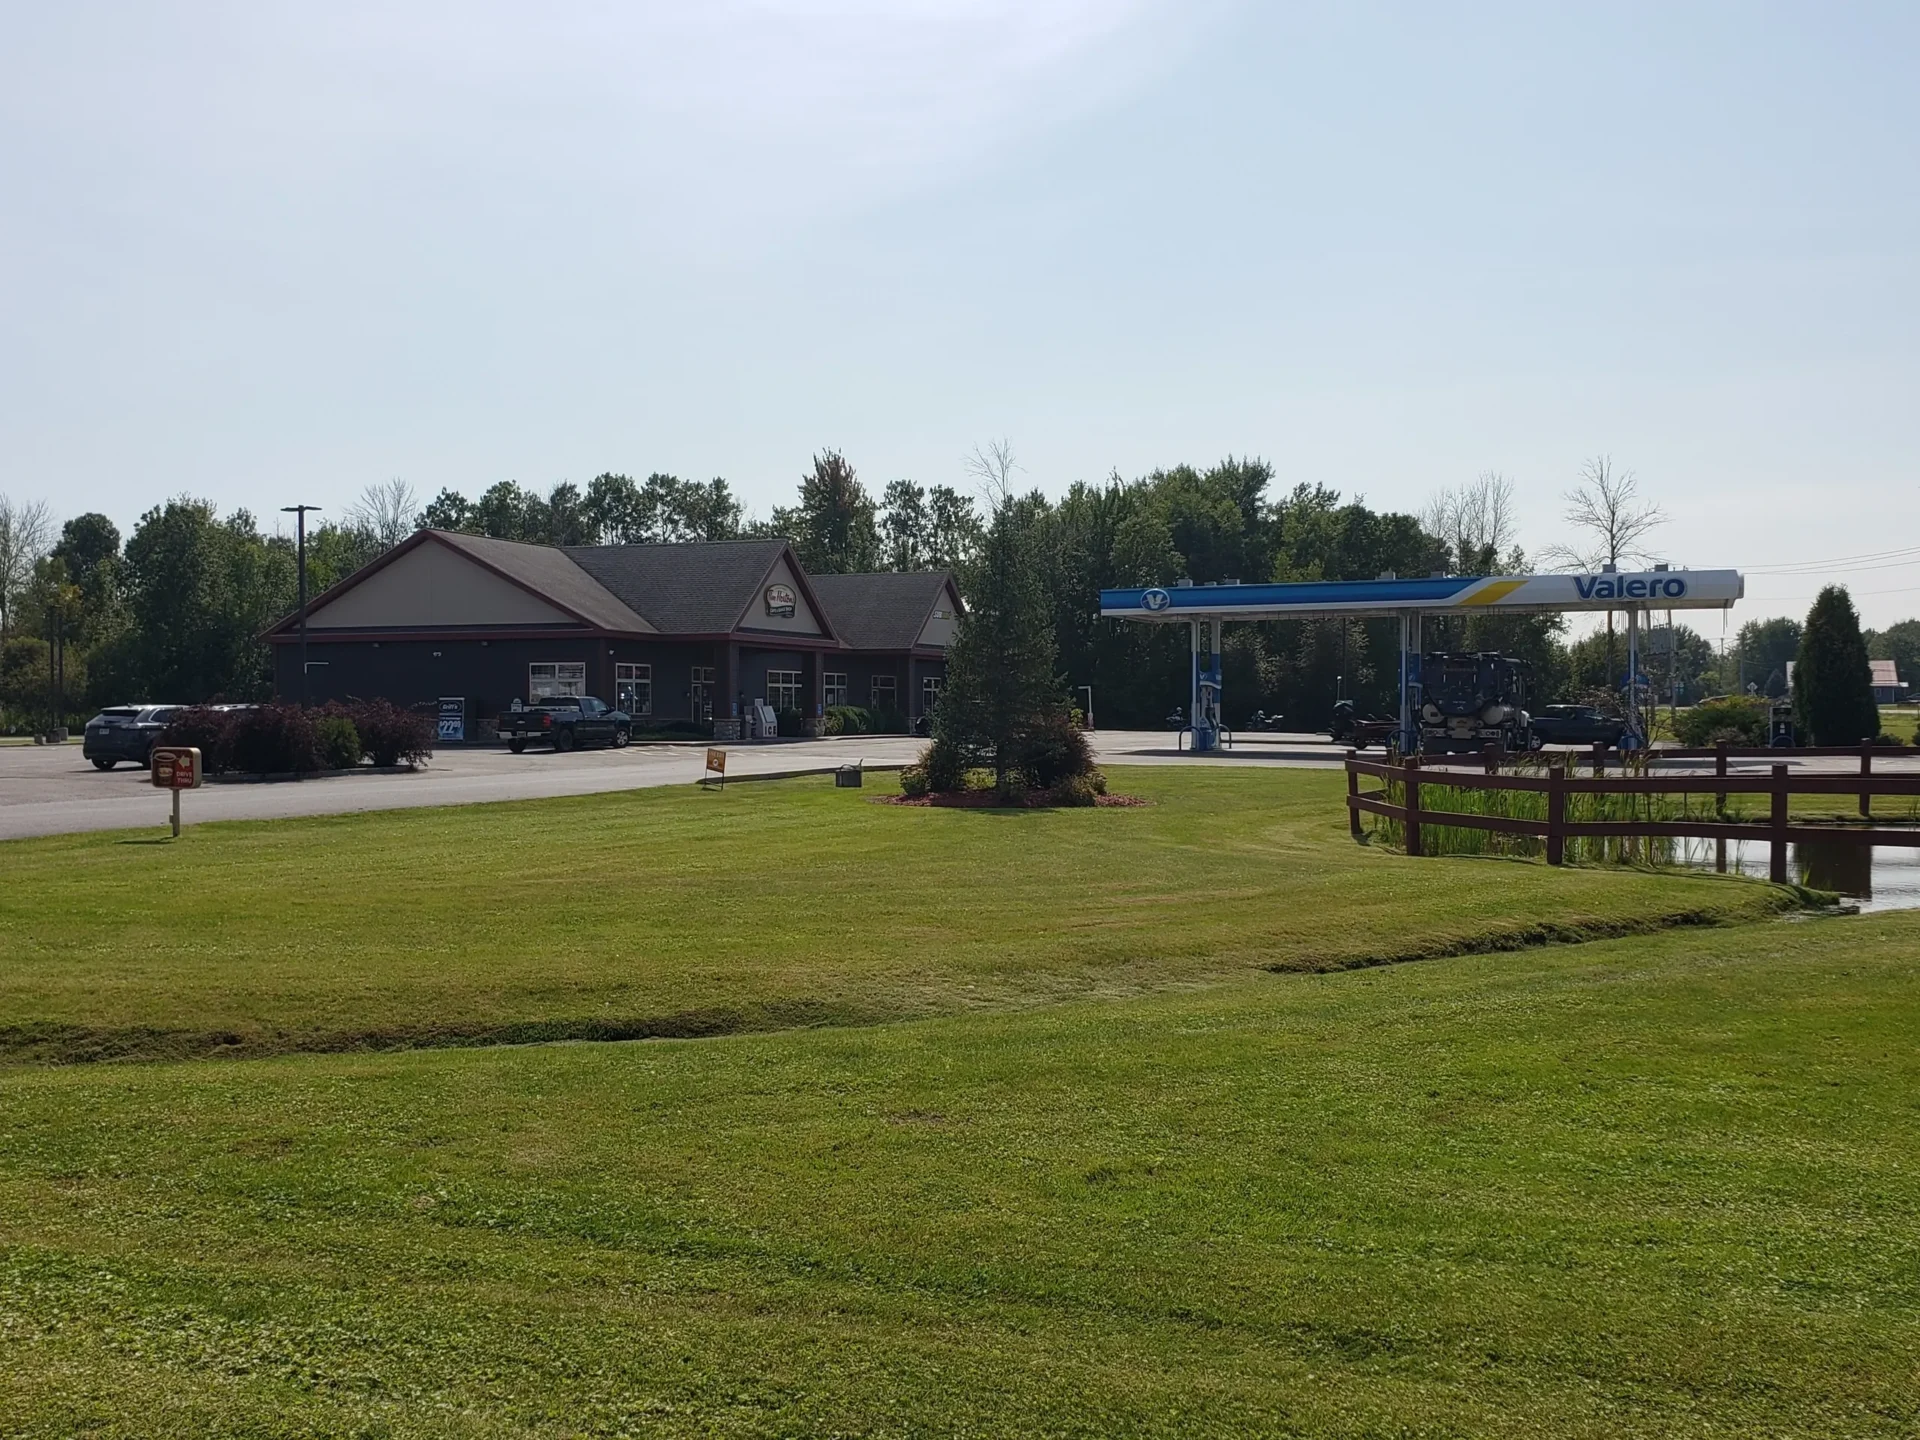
top-left (314, 714), bottom-right (363, 769)
top-left (824, 705), bottom-right (871, 736)
top-left (156, 706), bottom-right (235, 774)
top-left (1012, 708), bottom-right (1096, 789)
top-left (228, 703), bottom-right (321, 775)
top-left (1674, 695), bottom-right (1769, 747)
top-left (350, 698), bottom-right (435, 768)
top-left (920, 737), bottom-right (966, 793)
top-left (898, 764), bottom-right (930, 798)
top-left (871, 707), bottom-right (911, 735)
top-left (775, 708), bottom-right (807, 738)
top-left (1049, 771), bottom-right (1106, 807)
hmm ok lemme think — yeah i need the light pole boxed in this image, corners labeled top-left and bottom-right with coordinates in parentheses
top-left (1077, 684), bottom-right (1094, 731)
top-left (281, 505), bottom-right (321, 707)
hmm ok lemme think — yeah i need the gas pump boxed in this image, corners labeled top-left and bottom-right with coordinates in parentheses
top-left (1189, 618), bottom-right (1223, 752)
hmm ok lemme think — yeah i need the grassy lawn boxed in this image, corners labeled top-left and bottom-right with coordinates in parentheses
top-left (0, 767), bottom-right (1788, 1066)
top-left (3, 911), bottom-right (1918, 1436)
top-left (1880, 707), bottom-right (1918, 743)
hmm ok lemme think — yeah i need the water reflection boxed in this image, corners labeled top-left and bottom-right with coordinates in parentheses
top-left (1676, 837), bottom-right (1920, 912)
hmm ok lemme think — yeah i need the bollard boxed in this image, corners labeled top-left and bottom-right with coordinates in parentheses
top-left (1346, 750), bottom-right (1363, 840)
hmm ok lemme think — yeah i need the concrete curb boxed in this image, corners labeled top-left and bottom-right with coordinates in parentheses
top-left (701, 762), bottom-right (909, 785)
top-left (207, 766), bottom-right (423, 785)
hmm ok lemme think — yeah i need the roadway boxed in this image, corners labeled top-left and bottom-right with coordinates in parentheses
top-left (0, 730), bottom-right (1347, 841)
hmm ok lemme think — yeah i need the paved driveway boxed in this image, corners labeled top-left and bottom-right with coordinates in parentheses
top-left (0, 729), bottom-right (1354, 841)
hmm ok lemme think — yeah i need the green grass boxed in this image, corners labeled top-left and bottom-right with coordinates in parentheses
top-left (0, 767), bottom-right (1788, 1065)
top-left (4, 912), bottom-right (1919, 1437)
top-left (1880, 707), bottom-right (1919, 743)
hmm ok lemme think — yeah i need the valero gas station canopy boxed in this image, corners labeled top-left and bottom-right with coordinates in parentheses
top-left (1098, 569), bottom-right (1745, 751)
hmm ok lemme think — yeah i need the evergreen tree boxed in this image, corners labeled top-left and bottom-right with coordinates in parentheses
top-left (934, 474), bottom-right (1061, 789)
top-left (1793, 585), bottom-right (1879, 744)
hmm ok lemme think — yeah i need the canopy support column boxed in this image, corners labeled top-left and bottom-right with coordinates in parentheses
top-left (1624, 606), bottom-right (1643, 750)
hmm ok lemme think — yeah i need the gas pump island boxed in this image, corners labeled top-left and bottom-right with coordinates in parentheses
top-left (1101, 568), bottom-right (1745, 754)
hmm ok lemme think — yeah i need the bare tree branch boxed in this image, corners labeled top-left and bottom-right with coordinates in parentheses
top-left (1541, 456), bottom-right (1665, 572)
top-left (1422, 472), bottom-right (1518, 573)
top-left (963, 439), bottom-right (1019, 507)
top-left (344, 479), bottom-right (421, 551)
top-left (0, 494), bottom-right (56, 639)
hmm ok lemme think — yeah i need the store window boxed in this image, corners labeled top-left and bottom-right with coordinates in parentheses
top-left (824, 672), bottom-right (848, 707)
top-left (615, 663), bottom-right (652, 716)
top-left (870, 675), bottom-right (897, 712)
top-left (766, 670), bottom-right (802, 712)
top-left (529, 662), bottom-right (586, 699)
top-left (922, 676), bottom-right (942, 715)
top-left (690, 666), bottom-right (715, 721)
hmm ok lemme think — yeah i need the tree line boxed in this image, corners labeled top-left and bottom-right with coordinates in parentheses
top-left (0, 456), bottom-right (1902, 735)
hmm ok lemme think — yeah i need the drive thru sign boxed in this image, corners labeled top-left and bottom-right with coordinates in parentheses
top-left (150, 745), bottom-right (202, 837)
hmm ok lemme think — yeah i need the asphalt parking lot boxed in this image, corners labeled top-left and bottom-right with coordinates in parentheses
top-left (0, 730), bottom-right (1355, 841)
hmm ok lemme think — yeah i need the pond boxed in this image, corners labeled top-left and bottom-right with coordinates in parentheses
top-left (1676, 837), bottom-right (1920, 912)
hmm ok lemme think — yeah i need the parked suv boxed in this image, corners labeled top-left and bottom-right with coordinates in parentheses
top-left (82, 705), bottom-right (183, 769)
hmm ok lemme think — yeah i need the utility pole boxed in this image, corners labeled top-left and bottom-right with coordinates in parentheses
top-left (281, 505), bottom-right (321, 707)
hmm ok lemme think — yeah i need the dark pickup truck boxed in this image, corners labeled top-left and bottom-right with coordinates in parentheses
top-left (497, 697), bottom-right (632, 753)
top-left (1528, 704), bottom-right (1625, 749)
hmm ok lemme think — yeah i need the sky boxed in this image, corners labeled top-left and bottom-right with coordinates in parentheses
top-left (2, 1), bottom-right (1916, 630)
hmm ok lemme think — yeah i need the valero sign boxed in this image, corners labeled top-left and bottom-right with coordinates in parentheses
top-left (1573, 574), bottom-right (1689, 601)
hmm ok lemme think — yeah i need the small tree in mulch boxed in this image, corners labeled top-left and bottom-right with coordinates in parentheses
top-left (1794, 585), bottom-right (1880, 745)
top-left (930, 454), bottom-right (1064, 794)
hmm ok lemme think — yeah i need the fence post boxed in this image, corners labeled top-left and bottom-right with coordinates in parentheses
top-left (1346, 749), bottom-right (1363, 840)
top-left (1546, 764), bottom-right (1565, 867)
top-left (1861, 739), bottom-right (1873, 819)
top-left (1715, 740), bottom-right (1728, 814)
top-left (1591, 741), bottom-right (1606, 779)
top-left (1404, 756), bottom-right (1423, 858)
top-left (1770, 763), bottom-right (1789, 885)
top-left (1483, 742), bottom-right (1499, 776)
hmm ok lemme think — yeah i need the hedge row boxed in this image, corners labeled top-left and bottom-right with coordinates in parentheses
top-left (159, 700), bottom-right (435, 776)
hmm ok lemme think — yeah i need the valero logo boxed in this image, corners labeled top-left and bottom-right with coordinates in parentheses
top-left (1574, 575), bottom-right (1688, 601)
top-left (1141, 587), bottom-right (1172, 612)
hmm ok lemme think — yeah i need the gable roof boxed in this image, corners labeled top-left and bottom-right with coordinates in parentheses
top-left (808, 571), bottom-right (957, 651)
top-left (264, 528), bottom-right (655, 638)
top-left (435, 532), bottom-right (656, 633)
top-left (564, 537), bottom-right (840, 638)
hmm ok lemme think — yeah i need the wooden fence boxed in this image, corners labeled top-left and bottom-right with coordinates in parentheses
top-left (1346, 744), bottom-right (1920, 883)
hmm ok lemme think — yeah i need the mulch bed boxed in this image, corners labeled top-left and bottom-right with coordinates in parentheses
top-left (879, 791), bottom-right (1147, 809)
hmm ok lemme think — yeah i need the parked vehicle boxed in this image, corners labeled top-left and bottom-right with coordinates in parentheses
top-left (496, 696), bottom-right (631, 753)
top-left (1330, 700), bottom-right (1397, 750)
top-left (1417, 652), bottom-right (1532, 754)
top-left (1528, 704), bottom-right (1625, 749)
top-left (1246, 710), bottom-right (1286, 732)
top-left (82, 705), bottom-right (183, 769)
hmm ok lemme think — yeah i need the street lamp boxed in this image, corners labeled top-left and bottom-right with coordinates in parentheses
top-left (281, 505), bottom-right (321, 707)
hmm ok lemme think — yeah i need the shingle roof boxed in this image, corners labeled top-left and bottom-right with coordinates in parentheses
top-left (433, 531), bottom-right (657, 633)
top-left (808, 571), bottom-right (955, 651)
top-left (563, 538), bottom-right (797, 636)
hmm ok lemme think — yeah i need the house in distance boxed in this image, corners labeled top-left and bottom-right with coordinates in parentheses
top-left (263, 530), bottom-right (962, 739)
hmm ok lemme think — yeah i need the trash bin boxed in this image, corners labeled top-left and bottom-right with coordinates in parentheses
top-left (835, 764), bottom-right (863, 788)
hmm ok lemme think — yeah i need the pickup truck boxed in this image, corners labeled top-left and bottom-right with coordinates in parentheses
top-left (1527, 704), bottom-right (1625, 749)
top-left (497, 696), bottom-right (632, 753)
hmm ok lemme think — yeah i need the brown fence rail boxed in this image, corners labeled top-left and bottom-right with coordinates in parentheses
top-left (1345, 746), bottom-right (1920, 883)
